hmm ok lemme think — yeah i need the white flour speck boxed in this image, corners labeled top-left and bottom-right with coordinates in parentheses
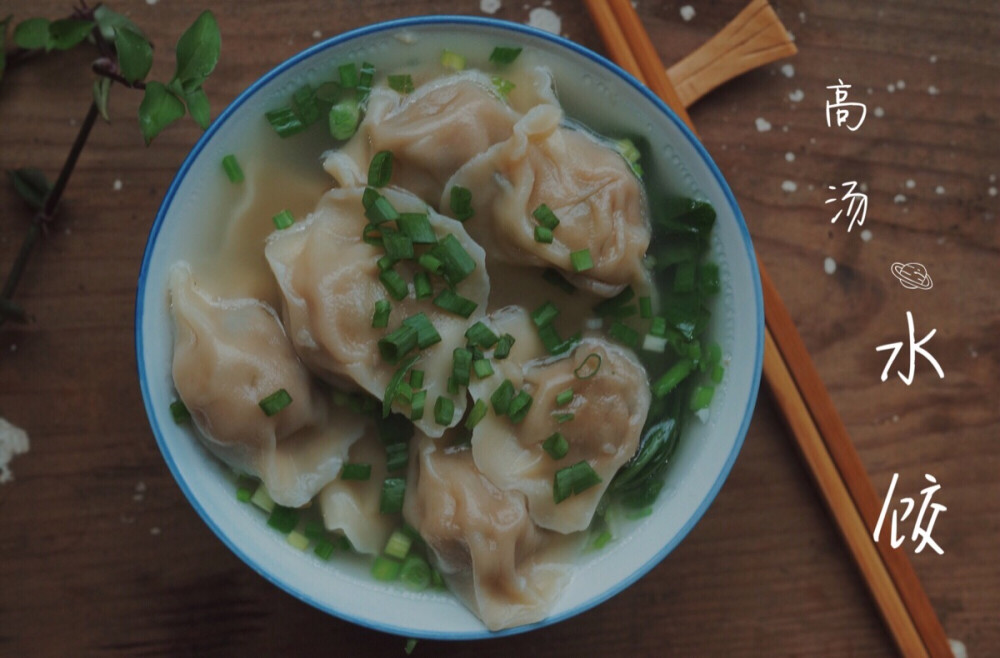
top-left (860, 229), bottom-right (873, 242)
top-left (785, 152), bottom-right (795, 162)
top-left (989, 186), bottom-right (998, 197)
top-left (799, 11), bottom-right (806, 22)
top-left (991, 174), bottom-right (997, 183)
top-left (874, 106), bottom-right (885, 118)
top-left (860, 182), bottom-right (869, 192)
top-left (788, 89), bottom-right (804, 102)
top-left (906, 179), bottom-right (916, 189)
top-left (780, 64), bottom-right (795, 78)
top-left (935, 185), bottom-right (945, 195)
top-left (480, 0), bottom-right (502, 14)
top-left (781, 180), bottom-right (798, 193)
top-left (9, 344), bottom-right (16, 352)
top-left (150, 527), bottom-right (162, 536)
top-left (312, 30), bottom-right (321, 39)
top-left (787, 30), bottom-right (795, 42)
top-left (823, 257), bottom-right (837, 275)
top-left (896, 79), bottom-right (905, 90)
top-left (894, 194), bottom-right (907, 204)
top-left (892, 414), bottom-right (899, 423)
top-left (949, 640), bottom-right (967, 658)
top-left (136, 481), bottom-right (147, 493)
top-left (113, 179), bottom-right (123, 191)
top-left (928, 85), bottom-right (939, 95)
top-left (0, 417), bottom-right (30, 484)
top-left (929, 54), bottom-right (938, 63)
top-left (755, 117), bottom-right (772, 132)
top-left (680, 5), bottom-right (696, 21)
top-left (146, 0), bottom-right (157, 5)
top-left (527, 8), bottom-right (561, 34)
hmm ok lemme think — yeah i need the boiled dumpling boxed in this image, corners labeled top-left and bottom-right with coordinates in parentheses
top-left (467, 307), bottom-right (650, 534)
top-left (169, 263), bottom-right (365, 507)
top-left (443, 104), bottom-right (652, 297)
top-left (324, 71), bottom-right (519, 204)
top-left (403, 432), bottom-right (578, 631)
top-left (265, 186), bottom-right (489, 438)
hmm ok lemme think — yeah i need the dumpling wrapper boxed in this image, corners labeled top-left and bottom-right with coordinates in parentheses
top-left (265, 186), bottom-right (489, 438)
top-left (404, 432), bottom-right (579, 631)
top-left (169, 263), bottom-right (365, 507)
top-left (324, 71), bottom-right (519, 205)
top-left (467, 307), bottom-right (650, 534)
top-left (443, 103), bottom-right (652, 297)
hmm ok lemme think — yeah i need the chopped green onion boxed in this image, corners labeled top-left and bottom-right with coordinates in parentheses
top-left (379, 477), bottom-right (406, 514)
top-left (489, 45), bottom-right (523, 64)
top-left (250, 485), bottom-right (275, 513)
top-left (357, 61), bottom-right (376, 99)
top-left (314, 538), bottom-right (336, 560)
top-left (490, 379), bottom-right (515, 415)
top-left (639, 296), bottom-right (653, 319)
top-left (652, 358), bottom-right (694, 397)
top-left (272, 209), bottom-right (295, 230)
top-left (304, 519), bottom-right (326, 540)
top-left (543, 432), bottom-right (569, 459)
top-left (433, 289), bottom-right (477, 318)
top-left (400, 555), bottom-right (431, 591)
top-left (492, 76), bottom-right (515, 97)
top-left (402, 312), bottom-right (442, 349)
top-left (434, 396), bottom-right (455, 425)
top-left (465, 321), bottom-right (499, 348)
top-left (674, 261), bottom-right (697, 293)
top-left (236, 484), bottom-right (253, 502)
top-left (378, 323), bottom-right (418, 364)
top-left (372, 299), bottom-right (391, 328)
top-left (538, 325), bottom-right (579, 355)
top-left (413, 272), bottom-right (433, 299)
top-left (554, 412), bottom-right (575, 424)
top-left (409, 369), bottom-right (425, 389)
top-left (473, 359), bottom-right (494, 379)
top-left (449, 185), bottom-right (474, 221)
top-left (367, 150), bottom-right (394, 188)
top-left (169, 400), bottom-right (190, 424)
top-left (338, 63), bottom-right (358, 87)
top-left (553, 460), bottom-right (602, 503)
top-left (570, 248), bottom-right (594, 272)
top-left (712, 364), bottom-right (725, 384)
top-left (493, 333), bottom-right (515, 359)
top-left (552, 390), bottom-right (573, 408)
top-left (430, 568), bottom-right (444, 589)
top-left (384, 529), bottom-right (413, 559)
top-left (366, 194), bottom-right (400, 224)
top-left (405, 638), bottom-right (419, 655)
top-left (465, 399), bottom-right (488, 430)
top-left (574, 353), bottom-right (602, 379)
top-left (531, 301), bottom-right (560, 328)
top-left (287, 530), bottom-right (310, 551)
top-left (221, 154), bottom-right (244, 183)
top-left (409, 389), bottom-right (426, 421)
top-left (376, 255), bottom-right (395, 272)
top-left (532, 203), bottom-right (560, 229)
top-left (650, 316), bottom-right (668, 337)
top-left (341, 462), bottom-right (372, 481)
top-left (328, 98), bottom-right (360, 140)
top-left (593, 286), bottom-right (635, 316)
top-left (267, 505), bottom-right (299, 534)
top-left (625, 506), bottom-right (654, 520)
top-left (690, 385), bottom-right (715, 410)
top-left (383, 231), bottom-right (414, 261)
top-left (430, 234), bottom-right (477, 284)
top-left (387, 74), bottom-right (415, 94)
top-left (452, 348), bottom-right (472, 386)
top-left (417, 253), bottom-right (443, 275)
top-left (440, 49), bottom-right (466, 71)
top-left (700, 262), bottom-right (721, 295)
top-left (608, 320), bottom-right (639, 348)
top-left (291, 84), bottom-right (321, 126)
top-left (592, 529), bottom-right (613, 550)
top-left (379, 268), bottom-right (409, 301)
top-left (382, 355), bottom-right (420, 418)
top-left (259, 389), bottom-right (292, 416)
top-left (507, 390), bottom-right (533, 424)
top-left (397, 213), bottom-right (437, 244)
top-left (542, 268), bottom-right (576, 294)
top-left (534, 225), bottom-right (554, 243)
top-left (371, 554), bottom-right (402, 581)
top-left (446, 376), bottom-right (459, 396)
top-left (642, 333), bottom-right (668, 353)
top-left (265, 106), bottom-right (307, 138)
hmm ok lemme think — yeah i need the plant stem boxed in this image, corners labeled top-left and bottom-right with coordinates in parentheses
top-left (92, 60), bottom-right (146, 89)
top-left (0, 100), bottom-right (101, 327)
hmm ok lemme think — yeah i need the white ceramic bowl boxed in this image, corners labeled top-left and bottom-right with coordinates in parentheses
top-left (136, 15), bottom-right (763, 639)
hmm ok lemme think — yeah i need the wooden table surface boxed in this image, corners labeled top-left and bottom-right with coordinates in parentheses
top-left (1, 1), bottom-right (997, 655)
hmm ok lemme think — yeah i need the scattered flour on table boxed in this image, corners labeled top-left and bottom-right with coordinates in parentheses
top-left (788, 89), bottom-right (804, 102)
top-left (896, 79), bottom-right (906, 90)
top-left (989, 186), bottom-right (998, 197)
top-left (935, 186), bottom-right (945, 195)
top-left (887, 83), bottom-right (895, 93)
top-left (780, 64), bottom-right (795, 78)
top-left (949, 639), bottom-right (967, 658)
top-left (527, 8), bottom-right (561, 34)
top-left (312, 30), bottom-right (322, 40)
top-left (150, 527), bottom-right (162, 536)
top-left (480, 0), bottom-right (502, 14)
top-left (0, 417), bottom-right (30, 484)
top-left (823, 257), bottom-right (837, 275)
top-left (929, 54), bottom-right (938, 63)
top-left (785, 152), bottom-right (795, 162)
top-left (860, 229), bottom-right (873, 242)
top-left (928, 85), bottom-right (940, 95)
top-left (146, 0), bottom-right (157, 5)
top-left (781, 180), bottom-right (797, 193)
top-left (894, 194), bottom-right (907, 204)
top-left (874, 106), bottom-right (885, 118)
top-left (906, 179), bottom-right (916, 189)
top-left (755, 117), bottom-right (772, 132)
top-left (680, 5), bottom-right (696, 21)
top-left (113, 179), bottom-right (122, 191)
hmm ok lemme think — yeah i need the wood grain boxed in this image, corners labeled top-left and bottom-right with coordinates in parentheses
top-left (1, 1), bottom-right (997, 656)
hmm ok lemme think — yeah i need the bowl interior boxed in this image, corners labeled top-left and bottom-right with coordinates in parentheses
top-left (136, 16), bottom-right (763, 639)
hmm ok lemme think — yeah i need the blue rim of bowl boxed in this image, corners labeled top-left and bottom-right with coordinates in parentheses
top-left (135, 14), bottom-right (764, 641)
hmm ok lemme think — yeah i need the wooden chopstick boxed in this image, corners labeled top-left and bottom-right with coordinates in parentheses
top-left (585, 1), bottom-right (952, 656)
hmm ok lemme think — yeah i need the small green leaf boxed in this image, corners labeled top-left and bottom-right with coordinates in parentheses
top-left (114, 27), bottom-right (153, 83)
top-left (138, 81), bottom-right (186, 145)
top-left (93, 77), bottom-right (112, 122)
top-left (173, 11), bottom-right (220, 92)
top-left (48, 19), bottom-right (93, 51)
top-left (1, 15), bottom-right (12, 83)
top-left (7, 168), bottom-right (52, 210)
top-left (184, 87), bottom-right (210, 129)
top-left (93, 6), bottom-right (144, 42)
top-left (13, 17), bottom-right (50, 50)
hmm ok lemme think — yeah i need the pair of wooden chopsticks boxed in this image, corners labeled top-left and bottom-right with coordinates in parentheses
top-left (583, 1), bottom-right (952, 656)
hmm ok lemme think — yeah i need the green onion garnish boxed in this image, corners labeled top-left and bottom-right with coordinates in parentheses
top-left (371, 554), bottom-right (401, 580)
top-left (434, 396), bottom-right (455, 426)
top-left (314, 538), bottom-right (336, 560)
top-left (287, 530), bottom-right (310, 550)
top-left (405, 638), bottom-right (419, 655)
top-left (250, 485), bottom-right (275, 513)
top-left (338, 62), bottom-right (358, 87)
top-left (464, 321), bottom-right (499, 348)
top-left (378, 323), bottom-right (418, 364)
top-left (532, 203), bottom-right (560, 229)
top-left (291, 84), bottom-right (321, 126)
top-left (464, 399), bottom-right (488, 430)
top-left (700, 262), bottom-right (721, 295)
top-left (397, 212), bottom-right (436, 244)
top-left (440, 49), bottom-right (466, 71)
top-left (409, 369), bottom-right (425, 389)
top-left (379, 477), bottom-right (406, 514)
top-left (372, 299), bottom-right (391, 328)
top-left (259, 389), bottom-right (292, 416)
top-left (394, 380), bottom-right (413, 404)
top-left (712, 364), bottom-right (725, 384)
top-left (543, 432), bottom-right (569, 459)
top-left (531, 301), bottom-right (559, 328)
top-left (272, 209), bottom-right (294, 230)
top-left (555, 388), bottom-right (574, 406)
top-left (639, 296), bottom-right (653, 319)
top-left (433, 289), bottom-right (477, 318)
top-left (363, 222), bottom-right (384, 244)
top-left (608, 320), bottom-right (639, 348)
top-left (376, 255), bottom-right (394, 273)
top-left (429, 234), bottom-right (477, 284)
top-left (379, 268), bottom-right (409, 301)
top-left (553, 460), bottom-right (602, 503)
top-left (409, 389), bottom-right (426, 421)
top-left (690, 385), bottom-right (715, 411)
top-left (489, 45), bottom-right (523, 65)
top-left (494, 333), bottom-right (515, 359)
top-left (340, 462), bottom-right (372, 481)
top-left (652, 358), bottom-right (694, 398)
top-left (490, 379), bottom-right (515, 415)
top-left (328, 98), bottom-right (360, 140)
top-left (542, 268), bottom-right (576, 294)
top-left (473, 359), bottom-right (494, 379)
top-left (267, 505), bottom-right (299, 534)
top-left (418, 253), bottom-right (443, 275)
top-left (570, 248), bottom-right (594, 272)
top-left (236, 484), bottom-right (253, 502)
top-left (357, 61), bottom-right (376, 99)
top-left (367, 150), bottom-right (394, 188)
top-left (507, 390), bottom-right (533, 424)
top-left (304, 519), bottom-right (326, 540)
top-left (449, 185), bottom-right (474, 221)
top-left (384, 528), bottom-right (413, 559)
top-left (221, 154), bottom-right (244, 183)
top-left (452, 348), bottom-right (472, 386)
top-left (534, 226), bottom-right (553, 243)
top-left (265, 106), bottom-right (307, 138)
top-left (593, 286), bottom-right (634, 316)
top-left (383, 231), bottom-right (414, 261)
top-left (592, 529), bottom-right (613, 550)
top-left (413, 272), bottom-right (433, 300)
top-left (366, 194), bottom-right (400, 224)
top-left (492, 76), bottom-right (515, 98)
top-left (674, 261), bottom-right (696, 293)
top-left (400, 555), bottom-right (431, 591)
top-left (387, 74), bottom-right (415, 94)
top-left (650, 316), bottom-right (667, 337)
top-left (446, 376), bottom-right (459, 396)
top-left (574, 353), bottom-right (602, 379)
top-left (402, 312), bottom-right (442, 349)
top-left (555, 412), bottom-right (575, 424)
top-left (169, 400), bottom-right (190, 424)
